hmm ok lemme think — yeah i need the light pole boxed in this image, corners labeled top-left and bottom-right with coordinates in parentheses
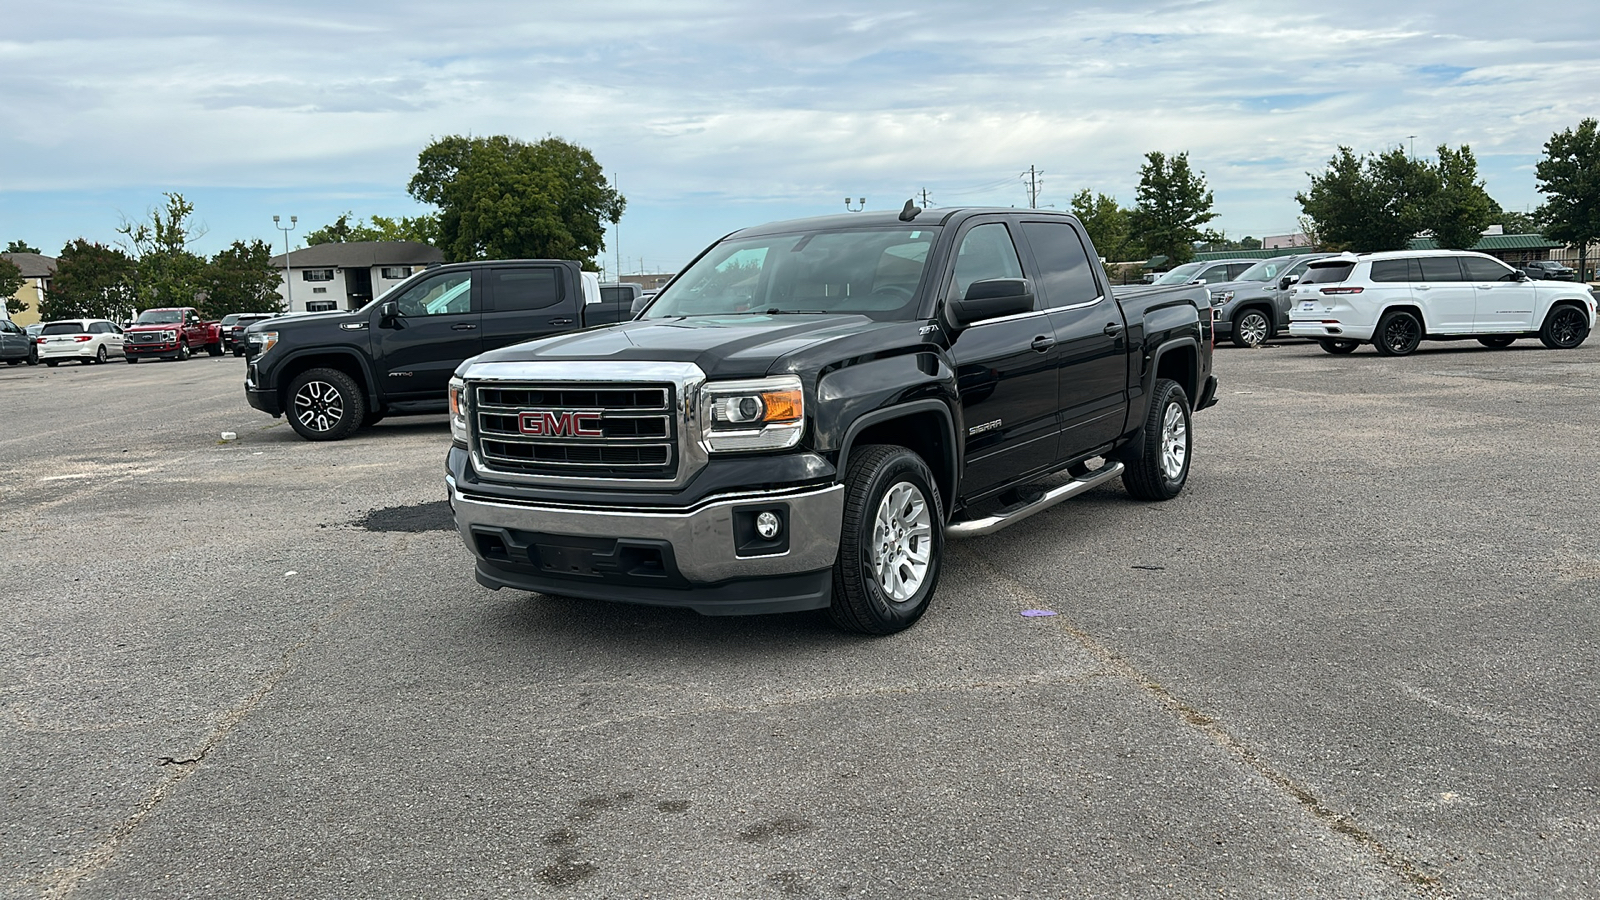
top-left (844, 197), bottom-right (866, 212)
top-left (273, 215), bottom-right (297, 310)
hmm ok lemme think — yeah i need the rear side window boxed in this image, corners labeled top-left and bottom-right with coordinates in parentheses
top-left (1300, 262), bottom-right (1355, 285)
top-left (42, 322), bottom-right (87, 335)
top-left (490, 267), bottom-right (562, 312)
top-left (1021, 221), bottom-right (1101, 308)
top-left (1418, 257), bottom-right (1466, 282)
top-left (1369, 259), bottom-right (1419, 283)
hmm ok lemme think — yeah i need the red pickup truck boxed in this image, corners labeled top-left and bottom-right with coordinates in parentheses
top-left (123, 307), bottom-right (224, 362)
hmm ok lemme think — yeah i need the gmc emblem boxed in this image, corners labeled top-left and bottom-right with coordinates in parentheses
top-left (518, 409), bottom-right (604, 438)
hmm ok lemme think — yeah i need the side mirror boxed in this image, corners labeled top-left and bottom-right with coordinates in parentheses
top-left (949, 278), bottom-right (1034, 326)
top-left (1514, 271), bottom-right (1530, 282)
top-left (379, 301), bottom-right (401, 326)
top-left (1279, 275), bottom-right (1299, 290)
top-left (630, 294), bottom-right (650, 317)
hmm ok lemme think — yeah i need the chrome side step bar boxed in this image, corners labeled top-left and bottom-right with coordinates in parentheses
top-left (945, 461), bottom-right (1125, 539)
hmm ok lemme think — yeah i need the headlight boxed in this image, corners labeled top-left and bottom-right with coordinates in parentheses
top-left (1209, 290), bottom-right (1233, 305)
top-left (160, 330), bottom-right (177, 341)
top-left (448, 377), bottom-right (469, 445)
top-left (253, 331), bottom-right (279, 355)
top-left (699, 375), bottom-right (804, 453)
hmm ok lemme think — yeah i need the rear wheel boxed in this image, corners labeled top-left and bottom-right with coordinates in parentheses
top-left (1373, 310), bottom-right (1422, 356)
top-left (1231, 308), bottom-right (1272, 348)
top-left (1122, 378), bottom-right (1191, 501)
top-left (286, 367), bottom-right (366, 441)
top-left (206, 340), bottom-right (223, 357)
top-left (829, 445), bottom-right (944, 635)
top-left (1539, 305), bottom-right (1589, 349)
top-left (1477, 335), bottom-right (1516, 348)
top-left (1318, 338), bottom-right (1359, 354)
top-left (45, 360), bottom-right (58, 367)
top-left (95, 346), bottom-right (108, 364)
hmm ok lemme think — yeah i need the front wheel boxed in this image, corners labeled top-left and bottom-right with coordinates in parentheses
top-left (1122, 378), bottom-right (1191, 501)
top-left (1231, 308), bottom-right (1271, 348)
top-left (829, 445), bottom-right (944, 635)
top-left (1318, 338), bottom-right (1359, 354)
top-left (1373, 310), bottom-right (1422, 357)
top-left (1539, 305), bottom-right (1590, 349)
top-left (286, 367), bottom-right (366, 441)
top-left (175, 341), bottom-right (191, 361)
top-left (1478, 336), bottom-right (1516, 348)
top-left (126, 357), bottom-right (138, 364)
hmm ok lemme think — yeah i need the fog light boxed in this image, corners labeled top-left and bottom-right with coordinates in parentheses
top-left (755, 511), bottom-right (782, 540)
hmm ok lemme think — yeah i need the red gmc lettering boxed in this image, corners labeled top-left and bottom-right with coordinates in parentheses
top-left (518, 410), bottom-right (604, 437)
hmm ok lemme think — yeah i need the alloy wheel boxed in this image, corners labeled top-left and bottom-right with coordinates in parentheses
top-left (293, 380), bottom-right (345, 433)
top-left (1159, 401), bottom-right (1188, 481)
top-left (871, 481), bottom-right (933, 603)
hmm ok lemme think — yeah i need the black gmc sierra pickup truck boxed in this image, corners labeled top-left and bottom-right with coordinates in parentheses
top-left (244, 260), bottom-right (627, 441)
top-left (446, 205), bottom-right (1216, 634)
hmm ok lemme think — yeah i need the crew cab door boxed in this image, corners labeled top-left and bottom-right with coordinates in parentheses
top-left (479, 265), bottom-right (582, 352)
top-left (1017, 219), bottom-right (1128, 457)
top-left (372, 267), bottom-right (480, 402)
top-left (1462, 255), bottom-right (1537, 332)
top-left (946, 219), bottom-right (1061, 499)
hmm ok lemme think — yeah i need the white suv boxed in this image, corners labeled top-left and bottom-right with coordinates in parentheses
top-left (1287, 250), bottom-right (1596, 356)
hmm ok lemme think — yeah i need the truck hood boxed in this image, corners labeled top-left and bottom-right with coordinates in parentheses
top-left (124, 322), bottom-right (185, 332)
top-left (468, 314), bottom-right (920, 380)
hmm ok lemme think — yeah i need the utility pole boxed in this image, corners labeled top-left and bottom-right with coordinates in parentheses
top-left (1024, 166), bottom-right (1044, 209)
top-left (612, 172), bottom-right (621, 283)
top-left (1407, 135), bottom-right (1417, 160)
top-left (919, 188), bottom-right (933, 207)
top-left (272, 215), bottom-right (297, 311)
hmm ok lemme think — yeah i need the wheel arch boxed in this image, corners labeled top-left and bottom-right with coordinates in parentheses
top-left (274, 351), bottom-right (377, 412)
top-left (838, 400), bottom-right (959, 521)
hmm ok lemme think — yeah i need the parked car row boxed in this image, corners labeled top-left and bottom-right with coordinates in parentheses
top-left (0, 308), bottom-right (287, 371)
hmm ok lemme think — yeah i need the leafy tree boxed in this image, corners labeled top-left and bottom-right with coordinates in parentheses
top-left (306, 211), bottom-right (439, 246)
top-left (1070, 189), bottom-right (1140, 261)
top-left (1198, 234), bottom-right (1262, 252)
top-left (1492, 208), bottom-right (1540, 236)
top-left (1536, 118), bottom-right (1600, 282)
top-left (5, 240), bottom-right (40, 254)
top-left (117, 192), bottom-right (209, 311)
top-left (408, 134), bottom-right (624, 265)
top-left (1297, 147), bottom-right (1436, 251)
top-left (0, 256), bottom-right (25, 315)
top-left (1429, 144), bottom-right (1496, 250)
top-left (41, 240), bottom-right (136, 321)
top-left (1128, 151), bottom-right (1217, 266)
top-left (203, 239), bottom-right (283, 318)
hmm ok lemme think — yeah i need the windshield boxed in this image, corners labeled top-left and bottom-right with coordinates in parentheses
top-left (1153, 262), bottom-right (1203, 285)
top-left (1237, 259), bottom-right (1292, 282)
top-left (644, 226), bottom-right (940, 320)
top-left (136, 310), bottom-right (183, 324)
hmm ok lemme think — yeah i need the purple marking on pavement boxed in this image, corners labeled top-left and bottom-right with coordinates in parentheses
top-left (1020, 609), bottom-right (1057, 617)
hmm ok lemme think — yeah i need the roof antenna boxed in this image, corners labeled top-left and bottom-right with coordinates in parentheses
top-left (898, 199), bottom-right (921, 222)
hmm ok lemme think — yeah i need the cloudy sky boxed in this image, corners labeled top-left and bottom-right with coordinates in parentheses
top-left (3, 0), bottom-right (1597, 274)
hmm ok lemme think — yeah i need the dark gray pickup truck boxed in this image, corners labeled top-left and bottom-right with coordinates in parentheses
top-left (446, 205), bottom-right (1217, 633)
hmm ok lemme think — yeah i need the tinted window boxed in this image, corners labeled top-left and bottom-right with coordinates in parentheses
top-left (394, 271), bottom-right (473, 317)
top-left (0, 321), bottom-right (17, 334)
top-left (952, 223), bottom-right (1025, 300)
top-left (1462, 257), bottom-right (1516, 282)
top-left (1300, 262), bottom-right (1355, 285)
top-left (1418, 257), bottom-right (1466, 282)
top-left (490, 268), bottom-right (562, 312)
top-left (42, 322), bottom-right (87, 335)
top-left (1021, 221), bottom-right (1100, 308)
top-left (1369, 259), bottom-right (1418, 283)
top-left (600, 286), bottom-right (633, 305)
top-left (1227, 263), bottom-right (1253, 280)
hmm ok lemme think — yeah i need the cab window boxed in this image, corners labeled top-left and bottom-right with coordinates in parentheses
top-left (951, 223), bottom-right (1025, 301)
top-left (489, 267), bottom-right (562, 312)
top-left (394, 271), bottom-right (474, 317)
top-left (1021, 221), bottom-right (1100, 308)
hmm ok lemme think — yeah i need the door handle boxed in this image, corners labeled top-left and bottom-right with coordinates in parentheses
top-left (451, 323), bottom-right (478, 331)
top-left (1030, 335), bottom-right (1056, 352)
top-left (1414, 285), bottom-right (1430, 291)
top-left (550, 317), bottom-right (575, 326)
top-left (1103, 322), bottom-right (1124, 337)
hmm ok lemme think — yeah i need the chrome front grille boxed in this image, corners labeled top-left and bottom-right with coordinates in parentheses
top-left (473, 382), bottom-right (678, 479)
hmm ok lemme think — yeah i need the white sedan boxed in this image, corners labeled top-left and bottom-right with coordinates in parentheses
top-left (36, 319), bottom-right (127, 366)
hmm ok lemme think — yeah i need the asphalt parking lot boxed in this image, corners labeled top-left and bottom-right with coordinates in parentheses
top-left (2, 339), bottom-right (1597, 899)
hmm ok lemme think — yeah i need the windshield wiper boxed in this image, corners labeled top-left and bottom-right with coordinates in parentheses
top-left (756, 308), bottom-right (829, 315)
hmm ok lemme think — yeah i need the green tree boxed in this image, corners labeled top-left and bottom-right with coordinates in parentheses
top-left (1128, 151), bottom-right (1217, 266)
top-left (408, 134), bottom-right (624, 265)
top-left (1070, 189), bottom-right (1140, 261)
top-left (1492, 208), bottom-right (1540, 236)
top-left (5, 240), bottom-right (40, 254)
top-left (1297, 147), bottom-right (1436, 251)
top-left (1535, 118), bottom-right (1600, 281)
top-left (1429, 144), bottom-right (1496, 250)
top-left (203, 239), bottom-right (283, 318)
top-left (306, 211), bottom-right (439, 246)
top-left (0, 256), bottom-right (25, 315)
top-left (117, 192), bottom-right (209, 311)
top-left (41, 240), bottom-right (136, 321)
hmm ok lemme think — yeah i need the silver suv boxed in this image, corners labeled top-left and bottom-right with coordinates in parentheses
top-left (1207, 253), bottom-right (1334, 347)
top-left (1287, 250), bottom-right (1596, 356)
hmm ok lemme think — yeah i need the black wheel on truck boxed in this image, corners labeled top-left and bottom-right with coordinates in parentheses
top-left (1122, 378), bottom-right (1192, 502)
top-left (286, 367), bottom-right (366, 442)
top-left (206, 339), bottom-right (224, 357)
top-left (1373, 310), bottom-right (1422, 356)
top-left (1539, 305), bottom-right (1589, 349)
top-left (829, 444), bottom-right (945, 635)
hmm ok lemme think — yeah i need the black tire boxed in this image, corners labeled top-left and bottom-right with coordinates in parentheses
top-left (1539, 305), bottom-right (1590, 350)
top-left (286, 367), bottom-right (365, 441)
top-left (206, 340), bottom-right (223, 357)
top-left (45, 360), bottom-right (58, 367)
top-left (1122, 378), bottom-right (1191, 502)
top-left (175, 341), bottom-right (191, 361)
top-left (26, 347), bottom-right (37, 365)
top-left (1477, 336), bottom-right (1517, 348)
top-left (95, 346), bottom-right (107, 364)
top-left (5, 359), bottom-right (17, 366)
top-left (233, 347), bottom-right (244, 357)
top-left (1318, 338), bottom-right (1359, 354)
top-left (126, 357), bottom-right (138, 364)
top-left (1373, 310), bottom-right (1422, 357)
top-left (1230, 307), bottom-right (1272, 348)
top-left (829, 444), bottom-right (944, 636)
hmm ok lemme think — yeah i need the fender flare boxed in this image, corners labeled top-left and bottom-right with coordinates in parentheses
top-left (272, 348), bottom-right (380, 409)
top-left (836, 398), bottom-right (960, 514)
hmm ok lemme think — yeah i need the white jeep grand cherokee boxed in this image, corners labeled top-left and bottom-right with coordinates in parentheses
top-left (1288, 250), bottom-right (1595, 356)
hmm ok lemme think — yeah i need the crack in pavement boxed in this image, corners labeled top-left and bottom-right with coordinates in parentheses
top-left (39, 539), bottom-right (408, 900)
top-left (969, 556), bottom-right (1448, 899)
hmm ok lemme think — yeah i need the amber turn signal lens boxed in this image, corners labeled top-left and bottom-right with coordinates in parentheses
top-left (760, 389), bottom-right (802, 423)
